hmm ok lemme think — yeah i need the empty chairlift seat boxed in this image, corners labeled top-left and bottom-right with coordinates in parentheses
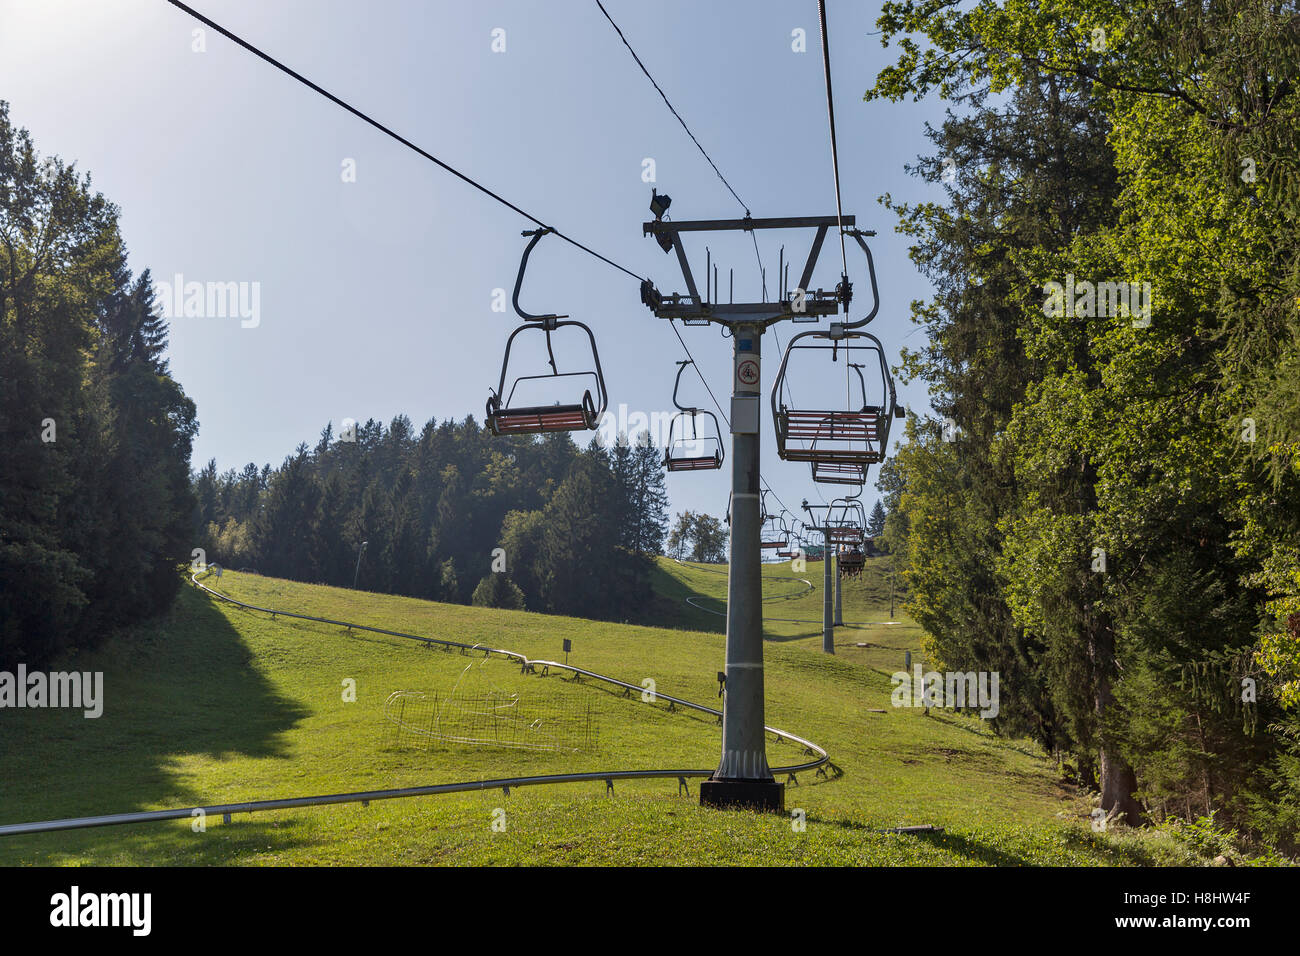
top-left (825, 496), bottom-right (867, 547)
top-left (760, 503), bottom-right (794, 551)
top-left (664, 360), bottom-right (724, 472)
top-left (486, 228), bottom-right (608, 438)
top-left (771, 329), bottom-right (899, 484)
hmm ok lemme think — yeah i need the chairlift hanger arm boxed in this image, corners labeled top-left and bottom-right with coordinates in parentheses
top-left (671, 360), bottom-right (699, 413)
top-left (513, 227), bottom-right (569, 324)
top-left (833, 230), bottom-right (880, 332)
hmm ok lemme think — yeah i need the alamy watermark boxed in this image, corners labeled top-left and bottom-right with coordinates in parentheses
top-left (1042, 273), bottom-right (1152, 327)
top-left (0, 666), bottom-right (103, 718)
top-left (155, 273), bottom-right (260, 328)
top-left (891, 665), bottom-right (999, 719)
top-left (595, 404), bottom-right (678, 450)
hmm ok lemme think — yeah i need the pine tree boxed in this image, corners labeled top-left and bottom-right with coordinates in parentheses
top-left (866, 500), bottom-right (886, 539)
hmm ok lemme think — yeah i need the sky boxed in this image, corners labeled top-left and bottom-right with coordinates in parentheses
top-left (0, 0), bottom-right (948, 525)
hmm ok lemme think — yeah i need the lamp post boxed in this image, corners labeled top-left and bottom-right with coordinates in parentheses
top-left (353, 540), bottom-right (368, 590)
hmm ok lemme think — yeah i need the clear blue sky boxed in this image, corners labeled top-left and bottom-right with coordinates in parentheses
top-left (0, 0), bottom-right (946, 523)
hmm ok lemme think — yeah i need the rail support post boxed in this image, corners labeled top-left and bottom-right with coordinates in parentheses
top-left (700, 323), bottom-right (784, 813)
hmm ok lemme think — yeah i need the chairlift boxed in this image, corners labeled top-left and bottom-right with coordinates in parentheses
top-left (760, 497), bottom-right (792, 550)
top-left (486, 228), bottom-right (608, 436)
top-left (664, 360), bottom-right (724, 472)
top-left (760, 516), bottom-right (791, 550)
top-left (776, 527), bottom-right (804, 561)
top-left (826, 495), bottom-right (867, 547)
top-left (771, 231), bottom-right (902, 483)
top-left (838, 546), bottom-right (865, 577)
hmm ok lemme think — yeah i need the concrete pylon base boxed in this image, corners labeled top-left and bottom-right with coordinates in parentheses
top-left (699, 778), bottom-right (785, 812)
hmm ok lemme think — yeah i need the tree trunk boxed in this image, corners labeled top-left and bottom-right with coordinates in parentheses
top-left (1092, 618), bottom-right (1144, 825)
top-left (1099, 742), bottom-right (1142, 825)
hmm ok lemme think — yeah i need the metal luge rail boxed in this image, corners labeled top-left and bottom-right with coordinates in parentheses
top-left (0, 570), bottom-right (830, 838)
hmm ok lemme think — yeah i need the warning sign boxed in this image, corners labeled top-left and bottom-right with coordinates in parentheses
top-left (736, 358), bottom-right (760, 389)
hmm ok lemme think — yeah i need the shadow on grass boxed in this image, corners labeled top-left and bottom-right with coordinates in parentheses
top-left (0, 585), bottom-right (310, 861)
top-left (803, 813), bottom-right (1157, 866)
top-left (924, 710), bottom-right (1049, 760)
top-left (636, 563), bottom-right (726, 634)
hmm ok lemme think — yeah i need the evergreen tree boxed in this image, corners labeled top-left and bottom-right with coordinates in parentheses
top-left (866, 501), bottom-right (887, 539)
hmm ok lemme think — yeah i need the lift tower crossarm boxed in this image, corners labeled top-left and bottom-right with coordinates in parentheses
top-left (643, 215), bottom-right (854, 233)
top-left (641, 215), bottom-right (854, 326)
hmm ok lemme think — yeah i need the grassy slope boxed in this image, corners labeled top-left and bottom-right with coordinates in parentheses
top-left (0, 559), bottom-right (1194, 865)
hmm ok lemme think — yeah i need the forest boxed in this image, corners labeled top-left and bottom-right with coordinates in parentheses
top-left (0, 102), bottom-right (197, 667)
top-left (872, 0), bottom-right (1300, 847)
top-left (192, 421), bottom-right (671, 621)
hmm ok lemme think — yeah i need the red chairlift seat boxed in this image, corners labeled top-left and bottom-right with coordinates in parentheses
top-left (780, 408), bottom-right (886, 463)
top-left (488, 392), bottom-right (599, 435)
top-left (664, 361), bottom-right (724, 472)
top-left (486, 228), bottom-right (608, 438)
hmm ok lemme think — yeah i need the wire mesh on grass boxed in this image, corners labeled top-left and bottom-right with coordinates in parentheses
top-left (385, 689), bottom-right (598, 753)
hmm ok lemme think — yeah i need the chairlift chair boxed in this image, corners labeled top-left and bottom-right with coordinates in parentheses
top-left (776, 531), bottom-right (803, 561)
top-left (838, 547), bottom-right (865, 576)
top-left (826, 496), bottom-right (867, 547)
top-left (486, 228), bottom-right (609, 437)
top-left (776, 519), bottom-right (805, 559)
top-left (771, 231), bottom-right (902, 484)
top-left (774, 347), bottom-right (897, 479)
top-left (759, 499), bottom-right (792, 550)
top-left (760, 516), bottom-right (791, 550)
top-left (664, 360), bottom-right (724, 472)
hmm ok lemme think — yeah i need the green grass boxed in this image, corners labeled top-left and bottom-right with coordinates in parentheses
top-left (0, 558), bottom-right (1205, 865)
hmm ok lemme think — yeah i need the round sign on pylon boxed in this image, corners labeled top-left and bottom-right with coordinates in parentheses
top-left (736, 358), bottom-right (759, 388)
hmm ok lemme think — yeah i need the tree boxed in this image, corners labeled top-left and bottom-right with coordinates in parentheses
top-left (667, 512), bottom-right (694, 560)
top-left (626, 431), bottom-right (669, 558)
top-left (866, 501), bottom-right (887, 539)
top-left (471, 573), bottom-right (525, 610)
top-left (0, 100), bottom-right (196, 664)
top-left (254, 445), bottom-right (322, 581)
top-left (869, 0), bottom-right (1300, 837)
top-left (691, 514), bottom-right (729, 564)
